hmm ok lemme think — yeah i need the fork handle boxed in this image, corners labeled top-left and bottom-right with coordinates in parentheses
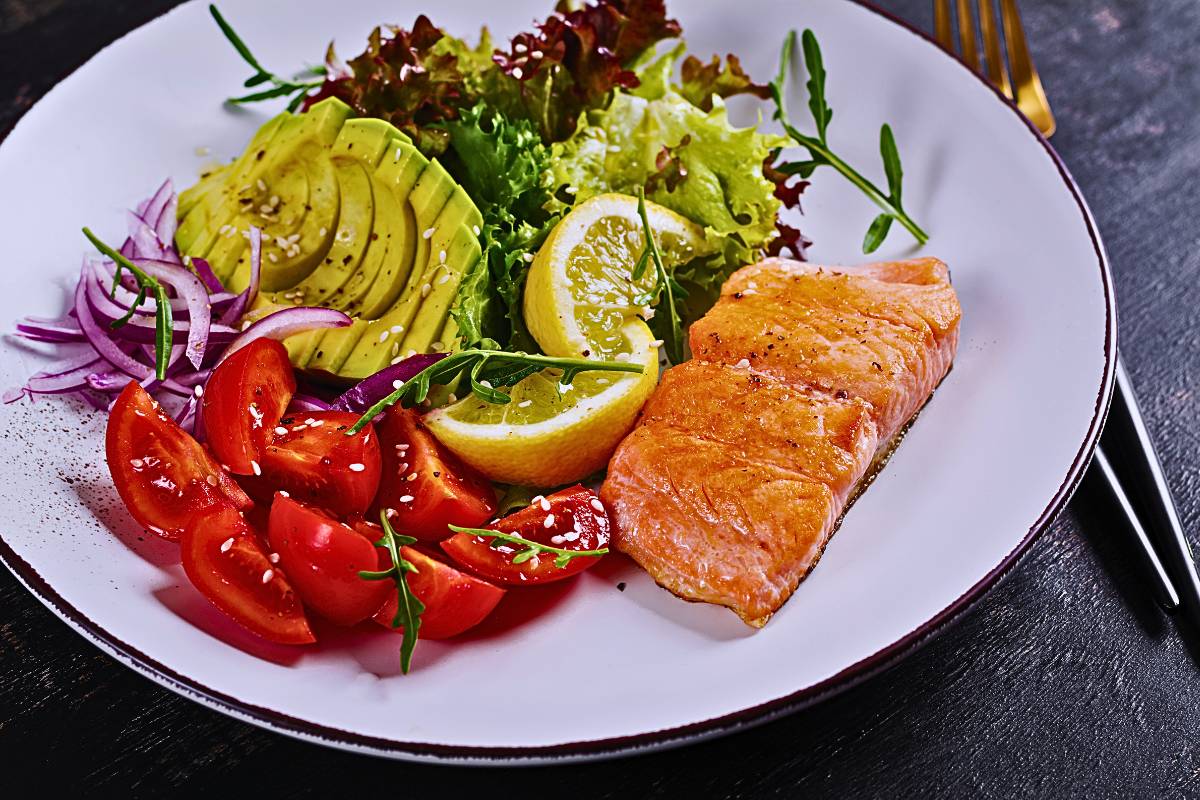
top-left (1101, 356), bottom-right (1200, 622)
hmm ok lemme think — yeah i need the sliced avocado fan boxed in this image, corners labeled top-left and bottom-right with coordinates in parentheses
top-left (175, 97), bottom-right (483, 381)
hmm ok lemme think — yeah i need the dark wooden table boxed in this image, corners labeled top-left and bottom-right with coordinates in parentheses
top-left (3, 0), bottom-right (1198, 795)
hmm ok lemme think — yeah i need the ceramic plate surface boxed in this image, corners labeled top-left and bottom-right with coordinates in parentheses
top-left (0, 0), bottom-right (1113, 764)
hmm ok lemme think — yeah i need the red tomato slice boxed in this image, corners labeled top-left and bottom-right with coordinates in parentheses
top-left (106, 381), bottom-right (250, 540)
top-left (267, 495), bottom-right (391, 626)
top-left (256, 411), bottom-right (381, 517)
top-left (352, 519), bottom-right (505, 639)
top-left (440, 485), bottom-right (610, 586)
top-left (181, 504), bottom-right (314, 644)
top-left (372, 408), bottom-right (496, 541)
top-left (202, 338), bottom-right (295, 475)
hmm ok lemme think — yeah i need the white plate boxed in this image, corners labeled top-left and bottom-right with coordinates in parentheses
top-left (0, 0), bottom-right (1113, 764)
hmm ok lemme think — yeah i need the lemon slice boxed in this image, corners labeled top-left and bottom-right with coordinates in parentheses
top-left (523, 192), bottom-right (709, 360)
top-left (424, 320), bottom-right (659, 486)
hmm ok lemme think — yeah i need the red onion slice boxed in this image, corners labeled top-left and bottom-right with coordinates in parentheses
top-left (218, 306), bottom-right (352, 364)
top-left (331, 353), bottom-right (447, 413)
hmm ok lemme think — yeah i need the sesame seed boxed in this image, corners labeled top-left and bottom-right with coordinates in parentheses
top-left (278, 490), bottom-right (290, 497)
top-left (261, 569), bottom-right (274, 583)
top-left (539, 497), bottom-right (551, 512)
top-left (597, 378), bottom-right (609, 385)
top-left (531, 495), bottom-right (545, 506)
top-left (439, 249), bottom-right (447, 263)
top-left (251, 460), bottom-right (261, 476)
top-left (268, 252), bottom-right (279, 263)
top-left (399, 494), bottom-right (414, 503)
top-left (274, 426), bottom-right (288, 436)
top-left (130, 458), bottom-right (143, 468)
top-left (543, 514), bottom-right (555, 529)
top-left (447, 392), bottom-right (458, 403)
top-left (734, 358), bottom-right (751, 369)
top-left (650, 339), bottom-right (664, 348)
top-left (390, 356), bottom-right (405, 365)
top-left (348, 463), bottom-right (365, 472)
top-left (194, 384), bottom-right (204, 397)
top-left (304, 418), bottom-right (316, 425)
top-left (420, 283), bottom-right (432, 298)
top-left (532, 50), bottom-right (544, 58)
top-left (396, 443), bottom-right (409, 451)
top-left (514, 42), bottom-right (527, 53)
top-left (220, 537), bottom-right (235, 553)
top-left (393, 379), bottom-right (404, 390)
top-left (319, 227), bottom-right (328, 237)
top-left (206, 474), bottom-right (219, 487)
top-left (378, 331), bottom-right (390, 343)
top-left (256, 179), bottom-right (267, 191)
top-left (522, 252), bottom-right (535, 262)
top-left (589, 498), bottom-right (604, 513)
top-left (550, 535), bottom-right (565, 545)
top-left (268, 552), bottom-right (280, 564)
top-left (390, 325), bottom-right (404, 334)
top-left (430, 341), bottom-right (445, 352)
top-left (472, 225), bottom-right (481, 235)
top-left (436, 273), bottom-right (450, 285)
top-left (518, 400), bottom-right (532, 408)
top-left (422, 227), bottom-right (435, 239)
top-left (405, 349), bottom-right (417, 359)
top-left (391, 342), bottom-right (400, 356)
top-left (406, 473), bottom-right (418, 482)
top-left (478, 380), bottom-right (492, 389)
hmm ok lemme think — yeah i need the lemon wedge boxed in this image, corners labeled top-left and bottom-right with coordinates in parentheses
top-left (424, 320), bottom-right (659, 486)
top-left (523, 192), bottom-right (709, 360)
top-left (425, 193), bottom-right (707, 486)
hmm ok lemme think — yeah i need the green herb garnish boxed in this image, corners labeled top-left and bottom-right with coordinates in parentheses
top-left (448, 524), bottom-right (609, 569)
top-left (347, 349), bottom-right (644, 434)
top-left (770, 30), bottom-right (927, 254)
top-left (82, 228), bottom-right (173, 381)
top-left (358, 510), bottom-right (424, 675)
top-left (631, 187), bottom-right (686, 365)
top-left (209, 5), bottom-right (324, 112)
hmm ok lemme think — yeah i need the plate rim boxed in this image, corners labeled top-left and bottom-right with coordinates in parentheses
top-left (0, 0), bottom-right (1117, 766)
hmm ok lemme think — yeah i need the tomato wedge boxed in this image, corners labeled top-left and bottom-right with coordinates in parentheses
top-left (202, 338), bottom-right (295, 475)
top-left (256, 411), bottom-right (381, 517)
top-left (352, 519), bottom-right (505, 639)
top-left (440, 485), bottom-right (611, 585)
top-left (105, 381), bottom-right (249, 540)
top-left (182, 504), bottom-right (314, 644)
top-left (267, 495), bottom-right (391, 626)
top-left (373, 408), bottom-right (496, 541)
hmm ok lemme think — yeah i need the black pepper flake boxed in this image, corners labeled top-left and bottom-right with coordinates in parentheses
top-left (617, 582), bottom-right (626, 592)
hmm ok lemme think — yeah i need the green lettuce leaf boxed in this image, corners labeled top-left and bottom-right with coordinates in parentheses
top-left (442, 102), bottom-right (561, 350)
top-left (551, 54), bottom-right (786, 318)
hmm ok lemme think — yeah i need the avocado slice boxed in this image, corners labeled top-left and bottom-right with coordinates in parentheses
top-left (337, 187), bottom-right (482, 379)
top-left (175, 96), bottom-right (486, 382)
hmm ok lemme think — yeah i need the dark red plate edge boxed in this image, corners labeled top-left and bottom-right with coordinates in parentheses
top-left (0, 0), bottom-right (1117, 767)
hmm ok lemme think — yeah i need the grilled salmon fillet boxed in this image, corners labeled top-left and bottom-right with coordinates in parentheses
top-left (601, 257), bottom-right (960, 627)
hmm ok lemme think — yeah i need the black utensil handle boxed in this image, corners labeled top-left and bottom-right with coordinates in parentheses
top-left (1101, 357), bottom-right (1200, 623)
top-left (1091, 447), bottom-right (1179, 611)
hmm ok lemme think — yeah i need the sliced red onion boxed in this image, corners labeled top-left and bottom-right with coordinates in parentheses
top-left (219, 306), bottom-right (351, 364)
top-left (288, 393), bottom-right (332, 413)
top-left (15, 320), bottom-right (85, 343)
top-left (331, 353), bottom-right (447, 414)
top-left (73, 271), bottom-right (154, 381)
top-left (129, 257), bottom-right (211, 367)
top-left (190, 257), bottom-right (225, 294)
top-left (28, 357), bottom-right (107, 394)
top-left (218, 227), bottom-right (262, 327)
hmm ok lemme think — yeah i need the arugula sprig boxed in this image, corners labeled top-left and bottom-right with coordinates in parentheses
top-left (347, 349), bottom-right (644, 434)
top-left (770, 30), bottom-right (928, 254)
top-left (631, 188), bottom-right (687, 365)
top-left (82, 228), bottom-right (173, 381)
top-left (210, 5), bottom-right (324, 112)
top-left (358, 511), bottom-right (425, 675)
top-left (448, 524), bottom-right (609, 569)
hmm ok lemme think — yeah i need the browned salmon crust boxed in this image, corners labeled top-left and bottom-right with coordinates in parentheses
top-left (600, 257), bottom-right (961, 627)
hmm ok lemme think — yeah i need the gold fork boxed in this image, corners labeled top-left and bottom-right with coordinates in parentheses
top-left (933, 0), bottom-right (1056, 136)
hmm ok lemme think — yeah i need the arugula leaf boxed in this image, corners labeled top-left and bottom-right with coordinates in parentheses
top-left (448, 524), bottom-right (609, 568)
top-left (442, 103), bottom-right (561, 350)
top-left (209, 5), bottom-right (324, 113)
top-left (347, 348), bottom-right (643, 434)
top-left (801, 29), bottom-right (832, 144)
top-left (769, 29), bottom-right (927, 253)
top-left (358, 511), bottom-right (423, 674)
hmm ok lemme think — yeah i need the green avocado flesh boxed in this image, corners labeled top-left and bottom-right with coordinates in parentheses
top-left (175, 98), bottom-right (483, 381)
